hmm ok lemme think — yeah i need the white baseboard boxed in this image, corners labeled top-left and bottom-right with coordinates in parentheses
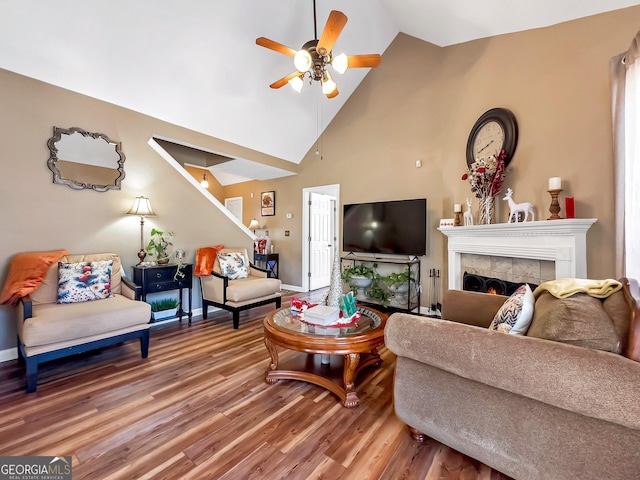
top-left (0, 347), bottom-right (18, 363)
top-left (281, 284), bottom-right (304, 292)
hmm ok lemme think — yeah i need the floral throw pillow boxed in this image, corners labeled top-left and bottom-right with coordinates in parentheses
top-left (217, 252), bottom-right (249, 280)
top-left (57, 260), bottom-right (113, 304)
top-left (489, 284), bottom-right (535, 335)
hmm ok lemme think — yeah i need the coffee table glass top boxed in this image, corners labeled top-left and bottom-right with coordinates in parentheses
top-left (271, 306), bottom-right (383, 337)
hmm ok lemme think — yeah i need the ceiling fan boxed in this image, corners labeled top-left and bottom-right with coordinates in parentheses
top-left (256, 0), bottom-right (381, 98)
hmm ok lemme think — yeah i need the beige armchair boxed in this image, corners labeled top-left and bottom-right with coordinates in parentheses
top-left (199, 248), bottom-right (281, 329)
top-left (14, 253), bottom-right (151, 392)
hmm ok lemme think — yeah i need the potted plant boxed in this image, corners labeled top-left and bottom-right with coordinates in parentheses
top-left (146, 228), bottom-right (174, 264)
top-left (365, 272), bottom-right (391, 306)
top-left (382, 268), bottom-right (415, 304)
top-left (341, 263), bottom-right (376, 298)
top-left (150, 297), bottom-right (179, 321)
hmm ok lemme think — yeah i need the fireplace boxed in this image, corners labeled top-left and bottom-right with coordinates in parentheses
top-left (463, 272), bottom-right (537, 296)
top-left (439, 219), bottom-right (597, 290)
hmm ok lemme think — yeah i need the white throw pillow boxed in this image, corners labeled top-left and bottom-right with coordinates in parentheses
top-left (217, 252), bottom-right (249, 280)
top-left (489, 284), bottom-right (535, 335)
top-left (57, 260), bottom-right (113, 304)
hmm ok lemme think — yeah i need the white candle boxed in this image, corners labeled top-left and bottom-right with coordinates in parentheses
top-left (454, 203), bottom-right (462, 213)
top-left (548, 177), bottom-right (562, 190)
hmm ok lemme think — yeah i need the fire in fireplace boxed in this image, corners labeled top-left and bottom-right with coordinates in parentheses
top-left (463, 272), bottom-right (537, 296)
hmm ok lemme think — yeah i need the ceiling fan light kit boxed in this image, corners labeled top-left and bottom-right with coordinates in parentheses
top-left (256, 2), bottom-right (381, 99)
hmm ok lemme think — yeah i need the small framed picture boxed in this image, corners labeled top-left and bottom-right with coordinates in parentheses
top-left (261, 191), bottom-right (275, 216)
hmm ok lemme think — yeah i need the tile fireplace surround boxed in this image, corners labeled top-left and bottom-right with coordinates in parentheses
top-left (439, 219), bottom-right (597, 290)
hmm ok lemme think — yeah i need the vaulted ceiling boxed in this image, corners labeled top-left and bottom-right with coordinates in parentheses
top-left (2, 1), bottom-right (638, 183)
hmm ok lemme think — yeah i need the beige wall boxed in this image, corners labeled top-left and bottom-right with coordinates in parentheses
top-left (1, 6), bottom-right (638, 352)
top-left (0, 69), bottom-right (286, 351)
top-left (227, 6), bottom-right (639, 293)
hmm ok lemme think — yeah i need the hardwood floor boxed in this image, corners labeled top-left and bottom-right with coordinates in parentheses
top-left (0, 291), bottom-right (512, 480)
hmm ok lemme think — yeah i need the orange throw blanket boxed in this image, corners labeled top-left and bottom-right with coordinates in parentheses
top-left (195, 245), bottom-right (224, 276)
top-left (0, 249), bottom-right (69, 306)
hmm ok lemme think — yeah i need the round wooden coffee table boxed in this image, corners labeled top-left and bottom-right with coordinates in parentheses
top-left (263, 305), bottom-right (387, 408)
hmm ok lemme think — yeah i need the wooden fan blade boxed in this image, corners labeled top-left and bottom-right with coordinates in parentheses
top-left (270, 72), bottom-right (301, 89)
top-left (256, 37), bottom-right (297, 57)
top-left (316, 10), bottom-right (348, 56)
top-left (347, 54), bottom-right (381, 68)
top-left (326, 88), bottom-right (339, 99)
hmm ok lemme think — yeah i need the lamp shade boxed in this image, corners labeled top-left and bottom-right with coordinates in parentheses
top-left (288, 75), bottom-right (304, 93)
top-left (127, 196), bottom-right (155, 217)
top-left (294, 49), bottom-right (312, 73)
top-left (249, 219), bottom-right (260, 230)
top-left (331, 53), bottom-right (348, 74)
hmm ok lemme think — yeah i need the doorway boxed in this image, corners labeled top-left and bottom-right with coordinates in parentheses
top-left (302, 184), bottom-right (340, 292)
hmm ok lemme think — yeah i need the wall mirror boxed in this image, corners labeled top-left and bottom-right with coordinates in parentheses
top-left (47, 126), bottom-right (126, 191)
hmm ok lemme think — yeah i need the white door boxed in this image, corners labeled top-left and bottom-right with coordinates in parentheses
top-left (309, 192), bottom-right (335, 290)
top-left (224, 197), bottom-right (243, 223)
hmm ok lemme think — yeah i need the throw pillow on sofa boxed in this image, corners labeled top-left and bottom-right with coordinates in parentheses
top-left (57, 260), bottom-right (113, 304)
top-left (489, 284), bottom-right (535, 335)
top-left (527, 292), bottom-right (622, 353)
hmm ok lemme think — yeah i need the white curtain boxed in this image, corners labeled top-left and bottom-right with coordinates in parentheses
top-left (611, 32), bottom-right (640, 280)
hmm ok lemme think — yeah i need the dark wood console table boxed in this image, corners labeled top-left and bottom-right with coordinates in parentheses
top-left (133, 263), bottom-right (193, 325)
top-left (254, 253), bottom-right (279, 278)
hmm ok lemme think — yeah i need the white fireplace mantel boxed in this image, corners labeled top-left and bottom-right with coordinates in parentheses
top-left (438, 219), bottom-right (597, 290)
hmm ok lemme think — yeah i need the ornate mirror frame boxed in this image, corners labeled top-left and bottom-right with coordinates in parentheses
top-left (47, 126), bottom-right (126, 192)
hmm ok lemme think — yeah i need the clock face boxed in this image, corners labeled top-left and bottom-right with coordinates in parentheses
top-left (466, 108), bottom-right (518, 168)
top-left (473, 120), bottom-right (505, 159)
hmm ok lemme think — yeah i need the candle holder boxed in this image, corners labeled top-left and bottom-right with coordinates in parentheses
top-left (547, 189), bottom-right (562, 220)
top-left (454, 211), bottom-right (462, 226)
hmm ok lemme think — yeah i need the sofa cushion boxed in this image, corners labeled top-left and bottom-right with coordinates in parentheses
top-left (20, 294), bottom-right (150, 347)
top-left (31, 253), bottom-right (122, 305)
top-left (603, 290), bottom-right (631, 354)
top-left (527, 292), bottom-right (621, 353)
top-left (217, 251), bottom-right (249, 279)
top-left (489, 284), bottom-right (535, 335)
top-left (226, 277), bottom-right (281, 302)
top-left (57, 260), bottom-right (113, 304)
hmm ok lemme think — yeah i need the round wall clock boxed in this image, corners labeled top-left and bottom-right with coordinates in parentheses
top-left (466, 108), bottom-right (518, 167)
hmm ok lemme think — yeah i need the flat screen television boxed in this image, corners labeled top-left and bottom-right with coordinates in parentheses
top-left (342, 198), bottom-right (427, 256)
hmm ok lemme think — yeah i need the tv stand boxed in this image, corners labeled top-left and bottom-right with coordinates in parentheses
top-left (341, 255), bottom-right (421, 313)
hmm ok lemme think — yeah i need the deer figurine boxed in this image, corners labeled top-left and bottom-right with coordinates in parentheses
top-left (463, 198), bottom-right (474, 226)
top-left (503, 188), bottom-right (535, 223)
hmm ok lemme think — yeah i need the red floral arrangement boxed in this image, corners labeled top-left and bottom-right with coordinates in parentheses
top-left (462, 149), bottom-right (507, 199)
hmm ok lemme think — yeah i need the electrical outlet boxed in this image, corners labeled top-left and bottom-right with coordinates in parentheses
top-left (415, 159), bottom-right (422, 168)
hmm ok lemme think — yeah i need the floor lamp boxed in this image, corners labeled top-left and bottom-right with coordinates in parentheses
top-left (127, 196), bottom-right (156, 265)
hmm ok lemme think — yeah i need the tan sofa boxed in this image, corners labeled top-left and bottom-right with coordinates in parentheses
top-left (199, 248), bottom-right (281, 329)
top-left (17, 253), bottom-right (151, 392)
top-left (385, 278), bottom-right (640, 480)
